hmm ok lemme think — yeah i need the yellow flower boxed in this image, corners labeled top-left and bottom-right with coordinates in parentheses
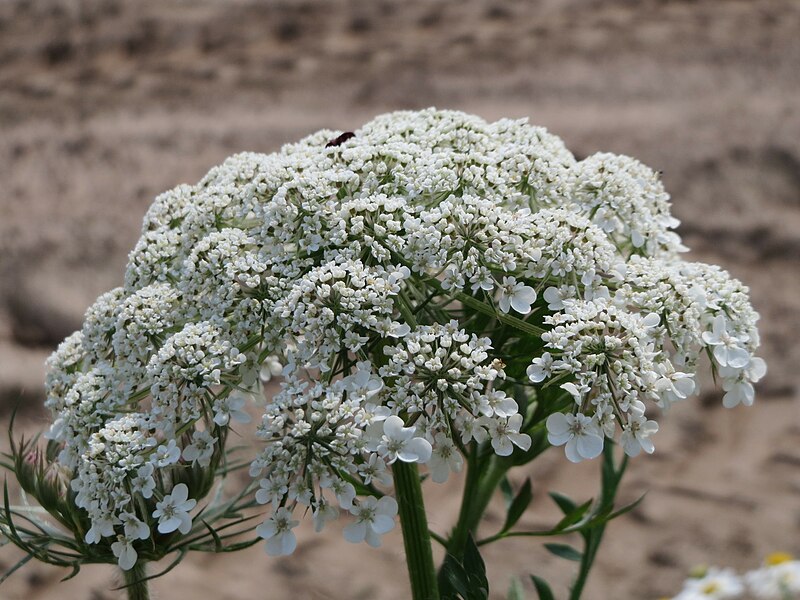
top-left (765, 552), bottom-right (794, 566)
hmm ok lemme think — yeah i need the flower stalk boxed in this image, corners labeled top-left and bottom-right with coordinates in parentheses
top-left (393, 461), bottom-right (439, 600)
top-left (122, 562), bottom-right (150, 600)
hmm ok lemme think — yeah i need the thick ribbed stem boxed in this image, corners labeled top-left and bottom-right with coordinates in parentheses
top-left (393, 461), bottom-right (439, 600)
top-left (122, 562), bottom-right (150, 600)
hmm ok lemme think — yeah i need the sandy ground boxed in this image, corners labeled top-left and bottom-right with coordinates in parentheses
top-left (0, 0), bottom-right (799, 598)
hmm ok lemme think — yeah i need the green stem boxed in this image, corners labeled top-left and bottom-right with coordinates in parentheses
top-left (570, 532), bottom-right (603, 600)
top-left (393, 461), bottom-right (439, 600)
top-left (122, 562), bottom-right (150, 600)
top-left (446, 449), bottom-right (510, 560)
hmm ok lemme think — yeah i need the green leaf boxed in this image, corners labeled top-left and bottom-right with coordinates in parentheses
top-left (501, 478), bottom-right (533, 533)
top-left (507, 578), bottom-right (525, 600)
top-left (544, 543), bottom-right (583, 562)
top-left (500, 477), bottom-right (514, 509)
top-left (0, 553), bottom-right (35, 585)
top-left (439, 554), bottom-right (471, 599)
top-left (202, 520), bottom-right (224, 553)
top-left (553, 499), bottom-right (593, 532)
top-left (463, 534), bottom-right (489, 599)
top-left (530, 575), bottom-right (556, 600)
top-left (549, 491), bottom-right (577, 516)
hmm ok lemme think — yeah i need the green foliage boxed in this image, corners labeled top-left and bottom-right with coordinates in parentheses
top-left (530, 575), bottom-right (556, 600)
top-left (440, 536), bottom-right (489, 600)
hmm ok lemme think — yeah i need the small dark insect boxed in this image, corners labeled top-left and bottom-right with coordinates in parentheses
top-left (326, 131), bottom-right (356, 148)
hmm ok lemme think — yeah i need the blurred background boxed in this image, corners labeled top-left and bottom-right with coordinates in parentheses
top-left (0, 0), bottom-right (799, 598)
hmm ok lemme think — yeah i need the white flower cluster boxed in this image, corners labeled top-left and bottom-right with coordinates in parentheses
top-left (41, 109), bottom-right (764, 565)
top-left (671, 556), bottom-right (800, 600)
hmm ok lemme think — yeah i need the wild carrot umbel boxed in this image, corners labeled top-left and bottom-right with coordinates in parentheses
top-left (1, 109), bottom-right (765, 599)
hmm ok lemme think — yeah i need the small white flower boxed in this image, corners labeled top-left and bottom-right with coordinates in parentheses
top-left (343, 362), bottom-right (384, 401)
top-left (343, 496), bottom-right (398, 548)
top-left (483, 390), bottom-right (518, 418)
top-left (85, 515), bottom-right (115, 544)
top-left (620, 412), bottom-right (659, 457)
top-left (329, 478), bottom-right (357, 510)
top-left (485, 414), bottom-right (532, 457)
top-left (677, 567), bottom-right (744, 599)
top-left (131, 463), bottom-right (156, 499)
top-left (497, 277), bottom-right (537, 314)
top-left (561, 382), bottom-right (591, 404)
top-left (358, 453), bottom-right (393, 486)
top-left (428, 433), bottom-right (463, 483)
top-left (722, 378), bottom-right (755, 408)
top-left (546, 412), bottom-right (604, 463)
top-left (259, 356), bottom-right (283, 383)
top-left (719, 357), bottom-right (767, 408)
top-left (374, 416), bottom-right (432, 464)
top-left (182, 430), bottom-right (217, 466)
top-left (702, 314), bottom-right (750, 368)
top-left (746, 559), bottom-right (800, 599)
top-left (153, 439), bottom-right (181, 467)
top-left (213, 394), bottom-right (252, 426)
top-left (256, 507), bottom-right (300, 556)
top-left (656, 370), bottom-right (696, 408)
top-left (527, 352), bottom-right (554, 383)
top-left (543, 286), bottom-right (575, 311)
top-left (153, 483), bottom-right (197, 534)
top-left (255, 477), bottom-right (288, 507)
top-left (120, 513), bottom-right (150, 541)
top-left (111, 535), bottom-right (138, 571)
top-left (313, 500), bottom-right (339, 533)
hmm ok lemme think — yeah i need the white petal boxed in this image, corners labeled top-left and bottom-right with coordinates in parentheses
top-left (117, 545), bottom-right (138, 571)
top-left (713, 344), bottom-right (730, 366)
top-left (576, 433), bottom-right (604, 460)
top-left (564, 439), bottom-right (583, 463)
top-left (673, 377), bottom-right (696, 398)
top-left (170, 483), bottom-right (189, 503)
top-left (492, 437), bottom-right (513, 457)
top-left (621, 432), bottom-right (641, 457)
top-left (256, 521), bottom-right (277, 539)
top-left (509, 433), bottom-right (531, 452)
top-left (548, 430), bottom-right (572, 446)
top-left (748, 357), bottom-right (767, 381)
top-left (158, 517), bottom-right (180, 534)
top-left (177, 513), bottom-right (193, 534)
top-left (365, 528), bottom-right (383, 548)
top-left (642, 312), bottom-right (660, 328)
top-left (343, 521), bottom-right (367, 543)
top-left (377, 496), bottom-right (398, 516)
top-left (280, 531), bottom-right (297, 555)
top-left (400, 437), bottom-right (432, 464)
top-left (371, 514), bottom-right (396, 535)
top-left (546, 412), bottom-right (571, 435)
top-left (498, 296), bottom-right (511, 313)
top-left (726, 346), bottom-right (750, 369)
top-left (383, 415), bottom-right (405, 438)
